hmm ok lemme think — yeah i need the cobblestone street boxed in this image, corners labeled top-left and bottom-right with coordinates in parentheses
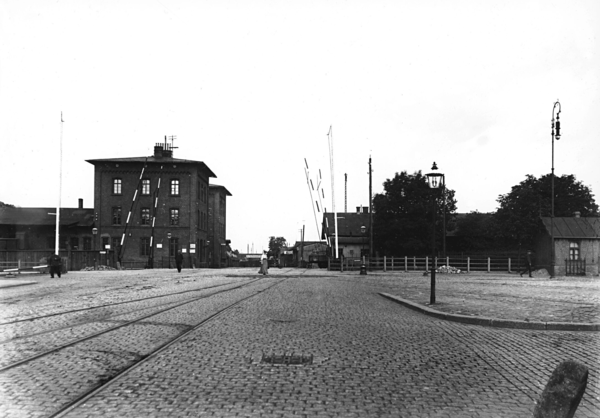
top-left (1, 268), bottom-right (599, 417)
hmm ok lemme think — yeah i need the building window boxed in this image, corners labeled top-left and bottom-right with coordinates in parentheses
top-left (83, 237), bottom-right (92, 251)
top-left (140, 237), bottom-right (151, 256)
top-left (170, 179), bottom-right (180, 196)
top-left (70, 237), bottom-right (79, 250)
top-left (569, 241), bottom-right (580, 260)
top-left (113, 178), bottom-right (122, 195)
top-left (102, 237), bottom-right (109, 250)
top-left (142, 179), bottom-right (151, 195)
top-left (141, 208), bottom-right (151, 225)
top-left (112, 207), bottom-right (122, 225)
top-left (170, 208), bottom-right (180, 225)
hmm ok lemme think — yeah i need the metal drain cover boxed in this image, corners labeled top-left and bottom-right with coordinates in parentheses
top-left (261, 352), bottom-right (313, 365)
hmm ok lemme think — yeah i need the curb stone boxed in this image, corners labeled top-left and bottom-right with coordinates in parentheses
top-left (379, 292), bottom-right (600, 332)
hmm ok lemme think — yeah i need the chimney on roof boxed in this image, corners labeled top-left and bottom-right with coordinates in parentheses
top-left (78, 198), bottom-right (83, 209)
top-left (154, 144), bottom-right (164, 158)
top-left (574, 211), bottom-right (581, 218)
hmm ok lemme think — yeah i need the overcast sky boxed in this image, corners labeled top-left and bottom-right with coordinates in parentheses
top-left (1, 0), bottom-right (599, 253)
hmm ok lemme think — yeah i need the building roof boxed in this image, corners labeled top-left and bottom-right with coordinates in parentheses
top-left (0, 207), bottom-right (94, 227)
top-left (321, 212), bottom-right (371, 240)
top-left (209, 184), bottom-right (232, 196)
top-left (86, 156), bottom-right (217, 178)
top-left (291, 241), bottom-right (326, 249)
top-left (541, 217), bottom-right (600, 239)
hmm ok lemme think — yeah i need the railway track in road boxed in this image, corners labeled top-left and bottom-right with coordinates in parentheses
top-left (0, 276), bottom-right (243, 327)
top-left (0, 277), bottom-right (264, 370)
top-left (0, 271), bottom-right (301, 418)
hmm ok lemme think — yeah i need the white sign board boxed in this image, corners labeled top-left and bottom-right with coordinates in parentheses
top-left (157, 243), bottom-right (162, 249)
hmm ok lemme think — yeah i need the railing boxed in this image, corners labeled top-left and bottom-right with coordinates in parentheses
top-left (565, 259), bottom-right (586, 276)
top-left (329, 255), bottom-right (530, 273)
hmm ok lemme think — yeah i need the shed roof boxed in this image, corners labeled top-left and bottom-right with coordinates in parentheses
top-left (541, 217), bottom-right (600, 239)
top-left (0, 207), bottom-right (94, 227)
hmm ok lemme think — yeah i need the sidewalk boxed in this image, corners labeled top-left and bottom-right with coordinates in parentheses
top-left (361, 270), bottom-right (600, 331)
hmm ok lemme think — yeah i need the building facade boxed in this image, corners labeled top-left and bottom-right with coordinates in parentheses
top-left (538, 214), bottom-right (600, 276)
top-left (207, 184), bottom-right (232, 268)
top-left (86, 143), bottom-right (220, 268)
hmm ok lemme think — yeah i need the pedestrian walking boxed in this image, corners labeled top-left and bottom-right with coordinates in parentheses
top-left (175, 250), bottom-right (184, 273)
top-left (48, 253), bottom-right (62, 278)
top-left (520, 250), bottom-right (534, 278)
top-left (258, 250), bottom-right (268, 275)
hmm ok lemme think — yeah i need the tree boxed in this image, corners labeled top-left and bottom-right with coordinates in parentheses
top-left (452, 211), bottom-right (497, 252)
top-left (494, 174), bottom-right (598, 249)
top-left (0, 202), bottom-right (15, 208)
top-left (268, 236), bottom-right (287, 256)
top-left (372, 170), bottom-right (457, 256)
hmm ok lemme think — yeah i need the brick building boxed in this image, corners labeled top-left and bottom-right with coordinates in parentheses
top-left (207, 185), bottom-right (232, 267)
top-left (86, 142), bottom-right (229, 269)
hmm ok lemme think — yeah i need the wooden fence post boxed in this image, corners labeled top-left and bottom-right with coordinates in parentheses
top-left (508, 258), bottom-right (511, 272)
top-left (426, 256), bottom-right (429, 272)
top-left (467, 257), bottom-right (470, 272)
top-left (384, 256), bottom-right (387, 272)
top-left (488, 257), bottom-right (491, 272)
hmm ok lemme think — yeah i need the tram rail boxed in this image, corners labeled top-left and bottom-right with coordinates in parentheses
top-left (0, 273), bottom-right (298, 418)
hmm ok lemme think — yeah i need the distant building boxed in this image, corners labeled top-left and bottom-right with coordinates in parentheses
top-left (292, 241), bottom-right (328, 267)
top-left (0, 200), bottom-right (93, 251)
top-left (537, 213), bottom-right (600, 276)
top-left (86, 142), bottom-right (226, 268)
top-left (322, 208), bottom-right (371, 260)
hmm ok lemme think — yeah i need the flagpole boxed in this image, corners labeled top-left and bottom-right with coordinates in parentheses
top-left (55, 112), bottom-right (63, 254)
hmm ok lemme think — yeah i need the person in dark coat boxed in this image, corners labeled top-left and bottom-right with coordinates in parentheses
top-left (175, 250), bottom-right (184, 273)
top-left (520, 250), bottom-right (534, 278)
top-left (48, 253), bottom-right (62, 278)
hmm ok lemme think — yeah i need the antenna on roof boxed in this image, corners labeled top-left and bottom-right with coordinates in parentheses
top-left (168, 135), bottom-right (178, 150)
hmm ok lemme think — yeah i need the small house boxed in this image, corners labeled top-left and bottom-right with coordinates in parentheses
top-left (538, 213), bottom-right (600, 276)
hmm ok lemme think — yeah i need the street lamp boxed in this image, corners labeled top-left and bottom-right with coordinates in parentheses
top-left (167, 232), bottom-right (172, 269)
top-left (426, 162), bottom-right (444, 304)
top-left (360, 225), bottom-right (367, 275)
top-left (550, 100), bottom-right (561, 279)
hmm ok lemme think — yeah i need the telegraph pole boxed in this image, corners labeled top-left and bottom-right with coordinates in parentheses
top-left (369, 156), bottom-right (373, 257)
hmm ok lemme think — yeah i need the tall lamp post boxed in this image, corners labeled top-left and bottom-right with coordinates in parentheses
top-left (167, 232), bottom-right (172, 269)
top-left (426, 162), bottom-right (444, 304)
top-left (360, 225), bottom-right (367, 275)
top-left (550, 100), bottom-right (561, 279)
